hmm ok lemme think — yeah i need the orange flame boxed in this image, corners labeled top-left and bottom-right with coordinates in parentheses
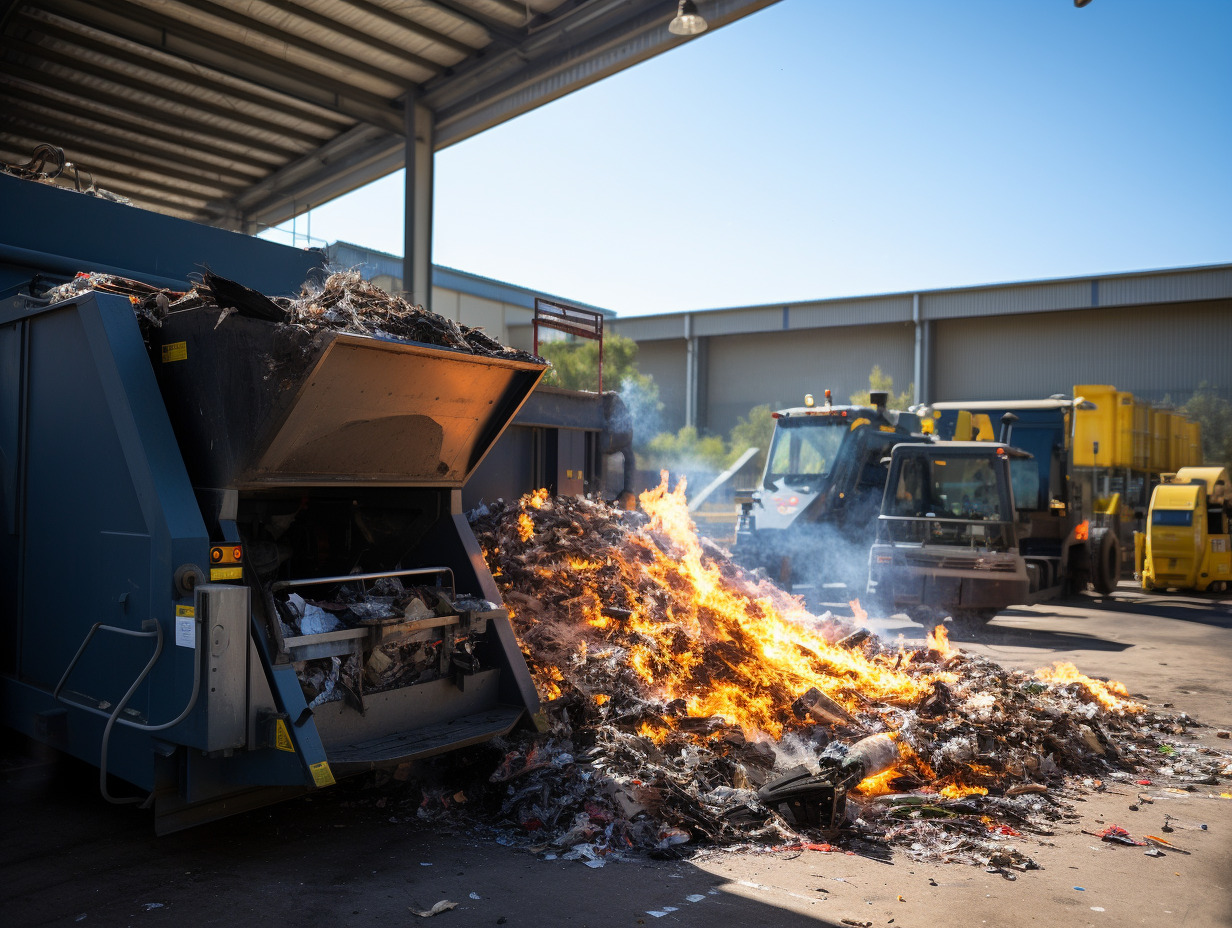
top-left (849, 599), bottom-right (868, 625)
top-left (854, 767), bottom-right (901, 797)
top-left (1035, 662), bottom-right (1143, 714)
top-left (926, 624), bottom-right (953, 657)
top-left (939, 783), bottom-right (989, 800)
top-left (608, 475), bottom-right (937, 738)
top-left (517, 512), bottom-right (534, 542)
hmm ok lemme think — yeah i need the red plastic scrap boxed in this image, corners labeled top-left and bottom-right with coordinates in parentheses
top-left (988, 824), bottom-right (1022, 837)
top-left (774, 842), bottom-right (836, 853)
top-left (1098, 825), bottom-right (1145, 846)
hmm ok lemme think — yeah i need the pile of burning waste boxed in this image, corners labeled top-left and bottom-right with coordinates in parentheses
top-left (451, 479), bottom-right (1230, 869)
top-left (40, 268), bottom-right (542, 363)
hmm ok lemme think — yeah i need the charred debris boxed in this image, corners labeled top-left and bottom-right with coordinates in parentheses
top-left (426, 482), bottom-right (1228, 870)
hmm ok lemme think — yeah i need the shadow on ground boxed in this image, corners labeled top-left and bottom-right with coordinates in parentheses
top-left (0, 738), bottom-right (869, 928)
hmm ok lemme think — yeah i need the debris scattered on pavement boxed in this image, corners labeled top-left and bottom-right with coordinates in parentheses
top-left (1145, 834), bottom-right (1190, 854)
top-left (410, 900), bottom-right (458, 918)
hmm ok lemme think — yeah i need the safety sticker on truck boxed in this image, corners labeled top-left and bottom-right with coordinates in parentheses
top-left (161, 341), bottom-right (187, 363)
top-left (310, 761), bottom-right (336, 788)
top-left (210, 566), bottom-right (243, 581)
top-left (175, 605), bottom-right (195, 648)
top-left (275, 719), bottom-right (295, 753)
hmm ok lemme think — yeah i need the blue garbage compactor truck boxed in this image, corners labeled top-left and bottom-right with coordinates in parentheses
top-left (0, 176), bottom-right (546, 832)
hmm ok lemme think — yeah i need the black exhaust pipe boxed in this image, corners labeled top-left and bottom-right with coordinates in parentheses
top-left (870, 391), bottom-right (888, 411)
top-left (999, 411), bottom-right (1018, 445)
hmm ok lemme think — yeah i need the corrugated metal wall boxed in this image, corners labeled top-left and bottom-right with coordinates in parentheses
top-left (635, 340), bottom-right (688, 433)
top-left (932, 299), bottom-right (1232, 403)
top-left (704, 323), bottom-right (915, 435)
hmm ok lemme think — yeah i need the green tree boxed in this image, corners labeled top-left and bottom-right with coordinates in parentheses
top-left (726, 403), bottom-right (776, 473)
top-left (538, 333), bottom-right (648, 394)
top-left (849, 365), bottom-right (913, 409)
top-left (1180, 382), bottom-right (1232, 468)
top-left (639, 426), bottom-right (728, 476)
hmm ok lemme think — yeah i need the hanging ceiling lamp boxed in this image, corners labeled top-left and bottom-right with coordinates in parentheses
top-left (668, 0), bottom-right (708, 36)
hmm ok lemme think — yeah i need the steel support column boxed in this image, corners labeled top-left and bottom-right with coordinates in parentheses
top-left (403, 90), bottom-right (435, 311)
top-left (683, 316), bottom-right (708, 431)
top-left (912, 293), bottom-right (933, 407)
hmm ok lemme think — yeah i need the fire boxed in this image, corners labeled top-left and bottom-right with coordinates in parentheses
top-left (939, 783), bottom-right (989, 800)
top-left (527, 488), bottom-right (550, 509)
top-left (517, 511), bottom-right (534, 541)
top-left (1035, 662), bottom-right (1143, 714)
top-left (620, 475), bottom-right (938, 737)
top-left (477, 478), bottom-right (1154, 813)
top-left (849, 599), bottom-right (868, 625)
top-left (854, 767), bottom-right (901, 797)
top-left (926, 624), bottom-right (953, 657)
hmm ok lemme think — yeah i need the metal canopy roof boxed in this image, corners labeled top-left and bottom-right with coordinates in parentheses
top-left (0, 0), bottom-right (777, 231)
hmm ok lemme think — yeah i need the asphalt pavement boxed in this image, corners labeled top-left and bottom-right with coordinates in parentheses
top-left (3, 584), bottom-right (1230, 928)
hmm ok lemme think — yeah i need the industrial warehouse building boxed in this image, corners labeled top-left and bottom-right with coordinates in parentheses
top-left (329, 241), bottom-right (1232, 438)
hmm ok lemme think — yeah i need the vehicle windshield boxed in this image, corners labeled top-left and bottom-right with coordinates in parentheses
top-left (887, 453), bottom-right (1010, 521)
top-left (764, 418), bottom-right (848, 487)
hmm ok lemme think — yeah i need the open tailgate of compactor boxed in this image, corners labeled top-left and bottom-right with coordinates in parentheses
top-left (155, 309), bottom-right (545, 489)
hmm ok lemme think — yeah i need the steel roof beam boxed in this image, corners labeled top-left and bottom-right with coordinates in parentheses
top-left (0, 65), bottom-right (303, 162)
top-left (254, 0), bottom-right (467, 67)
top-left (431, 0), bottom-right (780, 148)
top-left (340, 0), bottom-right (484, 56)
top-left (205, 125), bottom-right (405, 228)
top-left (421, 0), bottom-right (526, 42)
top-left (184, 0), bottom-right (439, 85)
top-left (0, 41), bottom-right (329, 148)
top-left (1, 104), bottom-right (256, 189)
top-left (41, 0), bottom-right (405, 133)
top-left (0, 129), bottom-right (241, 200)
top-left (13, 12), bottom-right (356, 133)
top-left (0, 83), bottom-right (277, 172)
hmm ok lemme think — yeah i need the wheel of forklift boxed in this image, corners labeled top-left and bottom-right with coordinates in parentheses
top-left (1091, 527), bottom-right (1121, 595)
top-left (949, 608), bottom-right (997, 629)
top-left (904, 604), bottom-right (948, 626)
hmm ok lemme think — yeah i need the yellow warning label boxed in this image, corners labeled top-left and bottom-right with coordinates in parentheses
top-left (161, 341), bottom-right (188, 363)
top-left (210, 566), bottom-right (243, 581)
top-left (310, 761), bottom-right (336, 788)
top-left (175, 605), bottom-right (195, 618)
top-left (879, 425), bottom-right (897, 432)
top-left (275, 719), bottom-right (295, 753)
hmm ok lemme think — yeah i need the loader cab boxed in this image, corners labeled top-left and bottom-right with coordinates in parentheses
top-left (877, 443), bottom-right (1022, 550)
top-left (867, 442), bottom-right (1034, 619)
top-left (751, 397), bottom-right (923, 533)
top-left (733, 392), bottom-right (924, 598)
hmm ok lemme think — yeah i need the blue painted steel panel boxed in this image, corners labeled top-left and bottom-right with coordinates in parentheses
top-left (0, 173), bottom-right (323, 294)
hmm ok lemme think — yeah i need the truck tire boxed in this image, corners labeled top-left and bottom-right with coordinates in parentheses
top-left (1091, 527), bottom-right (1121, 595)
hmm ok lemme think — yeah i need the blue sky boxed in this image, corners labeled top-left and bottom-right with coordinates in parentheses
top-left (265, 0), bottom-right (1232, 317)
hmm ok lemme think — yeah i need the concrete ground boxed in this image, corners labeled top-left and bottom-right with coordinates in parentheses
top-left (3, 584), bottom-right (1230, 928)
